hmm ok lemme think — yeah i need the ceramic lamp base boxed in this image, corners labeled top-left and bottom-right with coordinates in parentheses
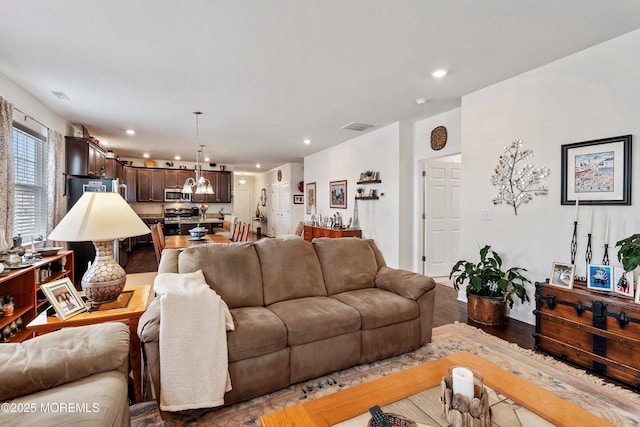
top-left (82, 240), bottom-right (126, 308)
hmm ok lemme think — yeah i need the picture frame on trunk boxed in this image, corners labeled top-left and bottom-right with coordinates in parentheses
top-left (587, 264), bottom-right (613, 292)
top-left (613, 266), bottom-right (634, 298)
top-left (549, 262), bottom-right (575, 289)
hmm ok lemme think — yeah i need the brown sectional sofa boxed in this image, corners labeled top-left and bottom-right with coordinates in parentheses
top-left (138, 237), bottom-right (436, 407)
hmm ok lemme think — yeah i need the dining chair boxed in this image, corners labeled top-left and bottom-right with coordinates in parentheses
top-left (156, 223), bottom-right (166, 251)
top-left (240, 223), bottom-right (250, 242)
top-left (150, 224), bottom-right (162, 265)
top-left (231, 221), bottom-right (242, 242)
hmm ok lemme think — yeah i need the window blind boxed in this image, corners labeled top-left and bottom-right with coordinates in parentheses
top-left (12, 126), bottom-right (47, 242)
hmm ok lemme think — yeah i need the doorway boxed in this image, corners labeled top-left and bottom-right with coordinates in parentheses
top-left (422, 155), bottom-right (462, 277)
top-left (233, 188), bottom-right (253, 229)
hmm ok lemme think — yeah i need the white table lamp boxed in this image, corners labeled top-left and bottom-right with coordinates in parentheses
top-left (48, 192), bottom-right (150, 307)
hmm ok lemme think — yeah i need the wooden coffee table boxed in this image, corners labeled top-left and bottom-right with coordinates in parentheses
top-left (27, 272), bottom-right (156, 403)
top-left (260, 351), bottom-right (612, 427)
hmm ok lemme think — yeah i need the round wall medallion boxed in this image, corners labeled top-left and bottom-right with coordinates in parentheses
top-left (277, 169), bottom-right (282, 182)
top-left (298, 181), bottom-right (304, 192)
top-left (430, 126), bottom-right (448, 150)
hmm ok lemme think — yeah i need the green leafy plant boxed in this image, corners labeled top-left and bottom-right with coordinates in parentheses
top-left (616, 234), bottom-right (640, 272)
top-left (356, 187), bottom-right (364, 195)
top-left (449, 245), bottom-right (530, 308)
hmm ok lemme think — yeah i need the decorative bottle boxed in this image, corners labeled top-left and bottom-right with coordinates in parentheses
top-left (3, 296), bottom-right (14, 316)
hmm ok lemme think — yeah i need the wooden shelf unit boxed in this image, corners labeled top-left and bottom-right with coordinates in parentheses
top-left (0, 250), bottom-right (74, 343)
top-left (303, 225), bottom-right (362, 242)
top-left (355, 196), bottom-right (379, 200)
top-left (356, 179), bottom-right (381, 185)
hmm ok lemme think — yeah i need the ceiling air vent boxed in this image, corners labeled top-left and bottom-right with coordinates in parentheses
top-left (52, 91), bottom-right (70, 100)
top-left (341, 122), bottom-right (374, 132)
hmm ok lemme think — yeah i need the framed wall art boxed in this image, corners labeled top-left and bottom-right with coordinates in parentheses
top-left (306, 182), bottom-right (316, 214)
top-left (549, 262), bottom-right (575, 289)
top-left (293, 194), bottom-right (304, 204)
top-left (40, 278), bottom-right (87, 320)
top-left (330, 180), bottom-right (347, 209)
top-left (561, 135), bottom-right (632, 205)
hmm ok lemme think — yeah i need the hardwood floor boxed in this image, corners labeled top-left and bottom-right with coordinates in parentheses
top-left (125, 242), bottom-right (535, 350)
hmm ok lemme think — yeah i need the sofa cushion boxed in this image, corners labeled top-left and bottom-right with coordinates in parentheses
top-left (255, 238), bottom-right (327, 305)
top-left (332, 288), bottom-right (419, 329)
top-left (268, 297), bottom-right (361, 346)
top-left (313, 238), bottom-right (378, 295)
top-left (176, 242), bottom-right (264, 308)
top-left (375, 266), bottom-right (436, 300)
top-left (0, 323), bottom-right (129, 401)
top-left (227, 307), bottom-right (287, 363)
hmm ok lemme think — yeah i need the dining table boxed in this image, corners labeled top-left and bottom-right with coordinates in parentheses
top-left (164, 234), bottom-right (232, 249)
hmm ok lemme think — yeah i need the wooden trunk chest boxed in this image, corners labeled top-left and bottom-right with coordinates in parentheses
top-left (534, 280), bottom-right (640, 390)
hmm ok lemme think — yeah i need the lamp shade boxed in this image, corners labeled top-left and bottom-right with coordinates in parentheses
top-left (48, 192), bottom-right (150, 242)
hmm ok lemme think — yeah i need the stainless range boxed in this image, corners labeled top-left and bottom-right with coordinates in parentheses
top-left (163, 207), bottom-right (199, 235)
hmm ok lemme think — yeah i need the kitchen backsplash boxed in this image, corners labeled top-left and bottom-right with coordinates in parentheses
top-left (130, 202), bottom-right (232, 216)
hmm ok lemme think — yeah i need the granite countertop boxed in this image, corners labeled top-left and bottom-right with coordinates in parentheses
top-left (163, 216), bottom-right (223, 224)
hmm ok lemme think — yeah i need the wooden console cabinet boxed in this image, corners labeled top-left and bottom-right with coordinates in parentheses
top-left (534, 280), bottom-right (640, 389)
top-left (0, 251), bottom-right (74, 343)
top-left (303, 225), bottom-right (362, 242)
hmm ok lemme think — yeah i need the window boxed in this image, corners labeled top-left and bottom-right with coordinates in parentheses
top-left (12, 124), bottom-right (47, 242)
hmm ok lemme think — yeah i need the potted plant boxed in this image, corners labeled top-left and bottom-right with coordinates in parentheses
top-left (356, 187), bottom-right (365, 197)
top-left (449, 245), bottom-right (530, 325)
top-left (616, 234), bottom-right (640, 273)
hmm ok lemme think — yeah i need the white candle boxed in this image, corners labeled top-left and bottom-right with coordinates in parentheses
top-left (574, 200), bottom-right (579, 222)
top-left (589, 208), bottom-right (593, 234)
top-left (452, 367), bottom-right (475, 402)
top-left (604, 215), bottom-right (609, 244)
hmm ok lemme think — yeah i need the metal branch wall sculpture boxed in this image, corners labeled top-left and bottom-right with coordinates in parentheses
top-left (491, 139), bottom-right (549, 215)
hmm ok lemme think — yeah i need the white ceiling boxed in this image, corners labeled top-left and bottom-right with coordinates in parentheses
top-left (2, 1), bottom-right (640, 172)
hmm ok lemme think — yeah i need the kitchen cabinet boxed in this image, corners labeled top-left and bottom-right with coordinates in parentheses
top-left (104, 158), bottom-right (124, 181)
top-left (124, 166), bottom-right (137, 202)
top-left (137, 168), bottom-right (164, 202)
top-left (65, 137), bottom-right (106, 177)
top-left (165, 169), bottom-right (193, 189)
top-left (0, 251), bottom-right (74, 343)
top-left (215, 171), bottom-right (232, 203)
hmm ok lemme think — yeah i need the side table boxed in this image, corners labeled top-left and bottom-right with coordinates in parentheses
top-left (27, 272), bottom-right (156, 403)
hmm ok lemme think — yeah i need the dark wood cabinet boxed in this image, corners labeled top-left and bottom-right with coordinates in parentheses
top-left (65, 137), bottom-right (106, 177)
top-left (104, 158), bottom-right (124, 181)
top-left (137, 168), bottom-right (164, 202)
top-left (215, 171), bottom-right (232, 203)
top-left (164, 169), bottom-right (193, 189)
top-left (124, 166), bottom-right (137, 202)
top-left (303, 225), bottom-right (362, 242)
top-left (535, 281), bottom-right (640, 389)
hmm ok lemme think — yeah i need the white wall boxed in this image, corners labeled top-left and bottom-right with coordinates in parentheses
top-left (412, 108), bottom-right (463, 272)
top-left (305, 122), bottom-right (411, 268)
top-left (460, 29), bottom-right (640, 324)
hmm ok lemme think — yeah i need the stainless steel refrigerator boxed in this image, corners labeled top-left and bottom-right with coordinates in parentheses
top-left (65, 178), bottom-right (127, 286)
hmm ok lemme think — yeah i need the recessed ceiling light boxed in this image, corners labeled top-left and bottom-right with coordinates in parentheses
top-left (256, 163), bottom-right (261, 168)
top-left (143, 153), bottom-right (149, 158)
top-left (303, 139), bottom-right (311, 145)
top-left (126, 129), bottom-right (135, 135)
top-left (431, 69), bottom-right (449, 78)
top-left (416, 97), bottom-right (427, 105)
top-left (174, 155), bottom-right (181, 160)
top-left (204, 157), bottom-right (210, 162)
top-left (102, 140), bottom-right (109, 146)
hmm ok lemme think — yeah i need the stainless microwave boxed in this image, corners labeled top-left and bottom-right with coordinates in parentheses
top-left (164, 188), bottom-right (191, 202)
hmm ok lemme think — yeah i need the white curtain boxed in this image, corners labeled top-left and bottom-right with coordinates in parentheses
top-left (47, 128), bottom-right (66, 247)
top-left (0, 96), bottom-right (14, 250)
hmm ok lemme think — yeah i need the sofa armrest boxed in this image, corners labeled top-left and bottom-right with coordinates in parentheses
top-left (0, 322), bottom-right (129, 401)
top-left (375, 266), bottom-right (436, 300)
top-left (138, 297), bottom-right (161, 343)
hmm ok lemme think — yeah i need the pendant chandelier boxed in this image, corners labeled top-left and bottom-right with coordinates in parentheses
top-left (182, 111), bottom-right (214, 195)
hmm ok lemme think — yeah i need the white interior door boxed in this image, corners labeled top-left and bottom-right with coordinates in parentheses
top-left (424, 157), bottom-right (462, 277)
top-left (270, 184), bottom-right (280, 237)
top-left (233, 188), bottom-right (253, 229)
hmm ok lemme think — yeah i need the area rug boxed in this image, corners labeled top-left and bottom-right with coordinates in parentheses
top-left (130, 322), bottom-right (640, 426)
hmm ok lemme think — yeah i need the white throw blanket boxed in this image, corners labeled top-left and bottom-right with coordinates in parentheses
top-left (154, 270), bottom-right (235, 411)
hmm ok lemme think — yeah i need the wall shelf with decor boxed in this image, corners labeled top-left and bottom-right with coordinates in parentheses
top-left (355, 196), bottom-right (379, 200)
top-left (356, 179), bottom-right (381, 185)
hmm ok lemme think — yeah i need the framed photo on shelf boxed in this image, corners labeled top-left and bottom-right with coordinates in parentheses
top-left (549, 262), bottom-right (575, 289)
top-left (293, 194), bottom-right (304, 204)
top-left (587, 264), bottom-right (613, 292)
top-left (330, 180), bottom-right (347, 209)
top-left (306, 182), bottom-right (316, 214)
top-left (40, 278), bottom-right (87, 320)
top-left (613, 267), bottom-right (635, 298)
top-left (561, 135), bottom-right (632, 205)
